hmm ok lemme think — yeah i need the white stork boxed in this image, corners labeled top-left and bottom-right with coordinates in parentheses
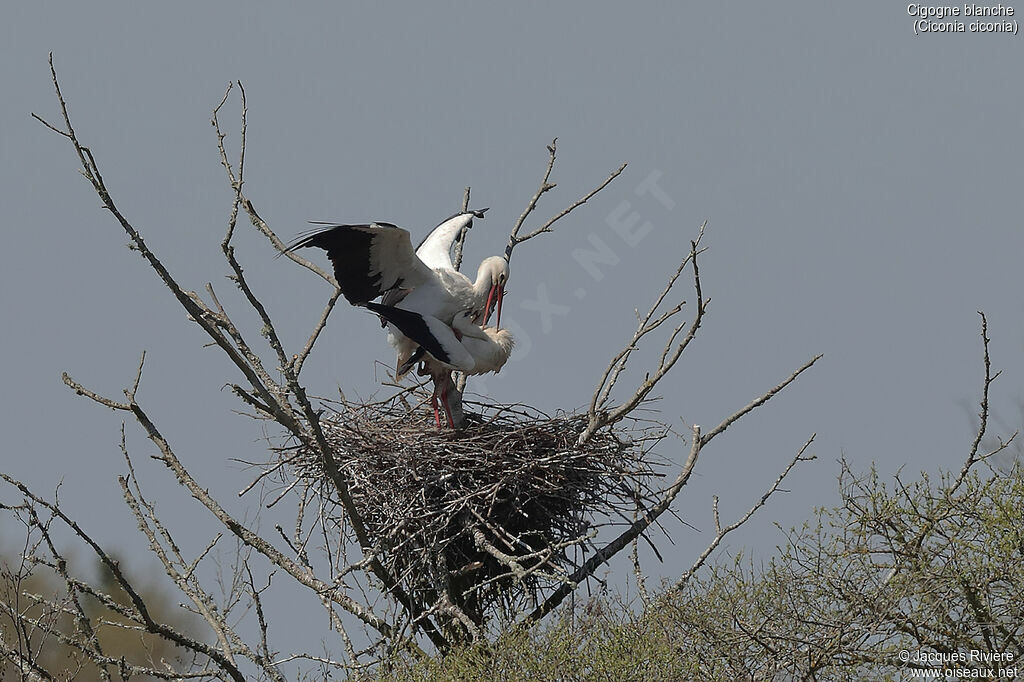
top-left (287, 210), bottom-right (511, 424)
top-left (363, 304), bottom-right (514, 426)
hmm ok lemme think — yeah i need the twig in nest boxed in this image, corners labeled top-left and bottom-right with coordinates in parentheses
top-left (278, 390), bottom-right (667, 636)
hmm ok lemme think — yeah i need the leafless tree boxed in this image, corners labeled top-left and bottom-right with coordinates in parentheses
top-left (1, 57), bottom-right (820, 680)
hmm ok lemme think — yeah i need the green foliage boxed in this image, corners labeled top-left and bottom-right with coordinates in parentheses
top-left (376, 598), bottom-right (686, 682)
top-left (377, 462), bottom-right (1024, 681)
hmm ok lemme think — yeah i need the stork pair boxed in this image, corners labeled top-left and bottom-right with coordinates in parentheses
top-left (288, 211), bottom-right (512, 427)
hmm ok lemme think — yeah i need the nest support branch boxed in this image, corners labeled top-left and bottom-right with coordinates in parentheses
top-left (278, 392), bottom-right (666, 640)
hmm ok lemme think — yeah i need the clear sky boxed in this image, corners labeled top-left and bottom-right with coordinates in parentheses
top-left (2, 0), bottom-right (1022, 660)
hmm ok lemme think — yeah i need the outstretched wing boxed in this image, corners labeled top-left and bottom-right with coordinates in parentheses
top-left (364, 302), bottom-right (475, 373)
top-left (287, 223), bottom-right (434, 305)
top-left (415, 209), bottom-right (487, 271)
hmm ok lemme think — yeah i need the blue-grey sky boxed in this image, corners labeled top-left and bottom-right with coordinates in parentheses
top-left (2, 0), bottom-right (1022, 660)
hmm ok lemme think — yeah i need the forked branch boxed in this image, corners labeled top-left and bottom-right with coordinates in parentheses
top-left (523, 348), bottom-right (819, 625)
top-left (504, 138), bottom-right (627, 264)
top-left (0, 472), bottom-right (249, 682)
top-left (36, 56), bottom-right (449, 652)
top-left (27, 55), bottom-right (827, 668)
top-left (579, 224), bottom-right (706, 446)
top-left (673, 433), bottom-right (817, 591)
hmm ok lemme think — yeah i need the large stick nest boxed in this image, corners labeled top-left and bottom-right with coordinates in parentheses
top-left (286, 390), bottom-right (666, 628)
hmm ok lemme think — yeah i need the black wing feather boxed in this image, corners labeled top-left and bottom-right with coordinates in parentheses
top-left (363, 302), bottom-right (452, 365)
top-left (286, 223), bottom-right (408, 305)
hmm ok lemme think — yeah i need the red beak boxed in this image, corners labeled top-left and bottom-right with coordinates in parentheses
top-left (482, 284), bottom-right (506, 328)
top-left (495, 287), bottom-right (504, 329)
top-left (483, 286), bottom-right (496, 325)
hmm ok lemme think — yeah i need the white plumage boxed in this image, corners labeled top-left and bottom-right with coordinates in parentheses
top-left (288, 210), bottom-right (512, 426)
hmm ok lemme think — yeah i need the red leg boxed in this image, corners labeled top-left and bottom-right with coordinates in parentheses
top-left (431, 393), bottom-right (442, 428)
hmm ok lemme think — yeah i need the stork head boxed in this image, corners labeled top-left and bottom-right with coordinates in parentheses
top-left (478, 256), bottom-right (510, 329)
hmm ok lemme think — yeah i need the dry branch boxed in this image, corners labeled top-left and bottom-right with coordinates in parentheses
top-left (503, 138), bottom-right (627, 264)
top-left (580, 225), bottom-right (707, 446)
top-left (674, 434), bottom-right (818, 592)
top-left (14, 55), bottom-right (829, 677)
top-left (0, 472), bottom-right (249, 682)
top-left (35, 57), bottom-right (448, 654)
top-left (278, 393), bottom-right (667, 638)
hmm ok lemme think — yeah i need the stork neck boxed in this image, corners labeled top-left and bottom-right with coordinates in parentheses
top-left (420, 214), bottom-right (473, 271)
top-left (432, 221), bottom-right (464, 255)
top-left (473, 270), bottom-right (493, 301)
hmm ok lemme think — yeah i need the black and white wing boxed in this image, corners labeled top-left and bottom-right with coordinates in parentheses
top-left (363, 302), bottom-right (475, 373)
top-left (287, 223), bottom-right (434, 305)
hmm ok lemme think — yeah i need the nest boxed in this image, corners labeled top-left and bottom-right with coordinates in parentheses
top-left (286, 391), bottom-right (665, 632)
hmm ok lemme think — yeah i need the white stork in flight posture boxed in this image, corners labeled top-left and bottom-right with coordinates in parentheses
top-left (287, 210), bottom-right (512, 426)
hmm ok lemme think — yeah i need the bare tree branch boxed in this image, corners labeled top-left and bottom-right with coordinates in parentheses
top-left (0, 473), bottom-right (249, 682)
top-left (524, 344), bottom-right (820, 624)
top-left (673, 434), bottom-right (817, 591)
top-left (519, 425), bottom-right (705, 625)
top-left (451, 185), bottom-right (472, 272)
top-left (24, 58), bottom-right (835, 674)
top-left (952, 311), bottom-right (997, 494)
top-left (579, 226), bottom-right (708, 446)
top-left (210, 81), bottom-right (333, 286)
top-left (503, 138), bottom-right (627, 263)
top-left (0, 633), bottom-right (54, 682)
top-left (36, 58), bottom-right (449, 653)
top-left (699, 354), bottom-right (823, 449)
top-left (506, 139), bottom-right (559, 251)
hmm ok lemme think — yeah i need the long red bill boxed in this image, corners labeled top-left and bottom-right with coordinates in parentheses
top-left (495, 287), bottom-right (505, 329)
top-left (483, 286), bottom-right (496, 324)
